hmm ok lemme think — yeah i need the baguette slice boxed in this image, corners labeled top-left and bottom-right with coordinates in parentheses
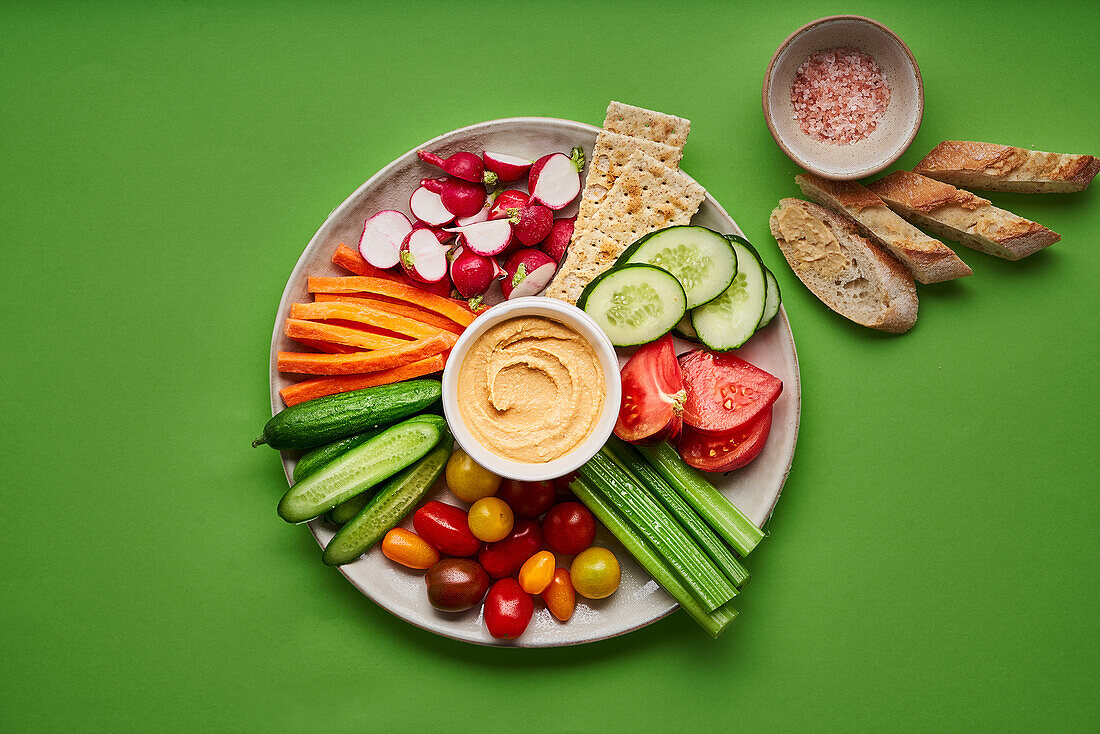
top-left (770, 199), bottom-right (917, 333)
top-left (867, 171), bottom-right (1060, 260)
top-left (913, 141), bottom-right (1099, 193)
top-left (795, 173), bottom-right (972, 284)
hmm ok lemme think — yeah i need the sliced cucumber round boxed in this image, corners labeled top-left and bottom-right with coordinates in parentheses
top-left (672, 313), bottom-right (699, 342)
top-left (578, 264), bottom-right (687, 347)
top-left (616, 226), bottom-right (737, 309)
top-left (758, 266), bottom-right (781, 331)
top-left (691, 237), bottom-right (766, 351)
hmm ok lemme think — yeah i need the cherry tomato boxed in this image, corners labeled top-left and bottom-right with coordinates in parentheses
top-left (518, 550), bottom-right (556, 594)
top-left (541, 567), bottom-right (576, 621)
top-left (478, 518), bottom-right (543, 578)
top-left (679, 350), bottom-right (782, 434)
top-left (424, 558), bottom-right (490, 612)
top-left (551, 472), bottom-right (578, 502)
top-left (679, 407), bottom-right (773, 473)
top-left (488, 189), bottom-right (529, 219)
top-left (412, 501), bottom-right (481, 557)
top-left (467, 497), bottom-right (514, 542)
top-left (497, 479), bottom-right (556, 518)
top-left (615, 334), bottom-right (685, 444)
top-left (445, 448), bottom-right (501, 503)
top-left (381, 528), bottom-right (439, 570)
top-left (542, 501), bottom-right (596, 555)
top-left (570, 547), bottom-right (621, 599)
top-left (484, 577), bottom-right (534, 639)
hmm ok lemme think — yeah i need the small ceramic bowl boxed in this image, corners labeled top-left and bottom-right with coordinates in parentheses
top-left (762, 15), bottom-right (923, 180)
top-left (441, 297), bottom-right (621, 482)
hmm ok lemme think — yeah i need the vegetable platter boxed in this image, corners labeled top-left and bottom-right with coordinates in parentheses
top-left (268, 117), bottom-right (801, 646)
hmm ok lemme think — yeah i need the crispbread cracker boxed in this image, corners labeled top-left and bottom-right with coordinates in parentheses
top-left (545, 151), bottom-right (706, 304)
top-left (603, 101), bottom-right (691, 150)
top-left (576, 130), bottom-right (684, 227)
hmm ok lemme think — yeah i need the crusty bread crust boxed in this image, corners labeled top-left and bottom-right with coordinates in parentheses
top-left (769, 198), bottom-right (917, 333)
top-left (867, 171), bottom-right (1060, 260)
top-left (913, 141), bottom-right (1099, 193)
top-left (795, 173), bottom-right (972, 284)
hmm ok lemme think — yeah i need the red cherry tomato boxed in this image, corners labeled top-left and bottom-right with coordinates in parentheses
top-left (497, 479), bottom-right (556, 518)
top-left (615, 334), bottom-right (686, 444)
top-left (484, 577), bottom-right (534, 639)
top-left (412, 501), bottom-right (481, 557)
top-left (542, 501), bottom-right (596, 555)
top-left (679, 407), bottom-right (773, 472)
top-left (679, 350), bottom-right (782, 434)
top-left (478, 518), bottom-right (544, 578)
top-left (488, 189), bottom-right (529, 219)
top-left (551, 471), bottom-right (577, 501)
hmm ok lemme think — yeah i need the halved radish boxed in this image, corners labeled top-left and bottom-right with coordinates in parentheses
top-left (483, 151), bottom-right (533, 183)
top-left (445, 218), bottom-right (513, 257)
top-left (540, 216), bottom-right (575, 263)
top-left (455, 196), bottom-right (492, 226)
top-left (358, 210), bottom-right (413, 269)
top-left (501, 248), bottom-right (557, 299)
top-left (528, 147), bottom-right (584, 210)
top-left (399, 228), bottom-right (450, 283)
top-left (450, 246), bottom-right (504, 298)
top-left (410, 186), bottom-right (455, 227)
top-left (418, 149), bottom-right (485, 183)
top-left (510, 203), bottom-right (553, 247)
top-left (412, 221), bottom-right (454, 244)
top-left (489, 189), bottom-right (529, 220)
top-left (421, 176), bottom-right (486, 217)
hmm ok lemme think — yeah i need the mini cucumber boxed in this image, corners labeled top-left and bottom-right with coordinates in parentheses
top-left (323, 434), bottom-right (454, 566)
top-left (578, 264), bottom-right (687, 347)
top-left (327, 492), bottom-right (371, 525)
top-left (690, 237), bottom-right (767, 351)
top-left (615, 226), bottom-right (737, 309)
top-left (277, 414), bottom-right (446, 524)
top-left (293, 429), bottom-right (382, 483)
top-left (758, 267), bottom-right (781, 330)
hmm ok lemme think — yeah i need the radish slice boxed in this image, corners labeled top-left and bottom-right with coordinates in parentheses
top-left (455, 204), bottom-right (491, 226)
top-left (410, 186), bottom-right (455, 227)
top-left (501, 248), bottom-right (557, 299)
top-left (529, 148), bottom-right (583, 210)
top-left (399, 228), bottom-right (449, 283)
top-left (445, 218), bottom-right (513, 257)
top-left (483, 151), bottom-right (533, 183)
top-left (358, 210), bottom-right (412, 269)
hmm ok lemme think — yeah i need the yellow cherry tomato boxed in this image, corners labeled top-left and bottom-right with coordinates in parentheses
top-left (446, 448), bottom-right (501, 503)
top-left (381, 528), bottom-right (439, 570)
top-left (542, 567), bottom-right (576, 621)
top-left (467, 497), bottom-right (514, 543)
top-left (518, 550), bottom-right (556, 595)
top-left (570, 547), bottom-right (621, 600)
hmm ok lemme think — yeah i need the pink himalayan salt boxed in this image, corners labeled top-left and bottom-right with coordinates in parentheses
top-left (790, 46), bottom-right (890, 145)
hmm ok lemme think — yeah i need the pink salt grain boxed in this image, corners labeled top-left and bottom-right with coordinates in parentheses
top-left (790, 46), bottom-right (890, 145)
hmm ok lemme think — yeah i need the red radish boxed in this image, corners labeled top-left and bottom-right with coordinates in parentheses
top-left (528, 147), bottom-right (584, 210)
top-left (450, 247), bottom-right (504, 298)
top-left (483, 151), bottom-right (533, 183)
top-left (455, 203), bottom-right (491, 226)
top-left (417, 150), bottom-right (490, 184)
top-left (410, 185), bottom-right (455, 227)
top-left (540, 217), bottom-right (575, 263)
top-left (421, 176), bottom-right (486, 218)
top-left (358, 210), bottom-right (413, 269)
top-left (445, 218), bottom-right (513, 257)
top-left (501, 248), bottom-right (557, 299)
top-left (509, 204), bottom-right (553, 247)
top-left (412, 221), bottom-right (454, 244)
top-left (399, 228), bottom-right (449, 283)
top-left (489, 189), bottom-right (529, 220)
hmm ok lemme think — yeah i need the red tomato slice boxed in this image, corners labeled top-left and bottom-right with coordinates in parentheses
top-left (680, 407), bottom-right (773, 472)
top-left (614, 335), bottom-right (686, 444)
top-left (679, 350), bottom-right (782, 434)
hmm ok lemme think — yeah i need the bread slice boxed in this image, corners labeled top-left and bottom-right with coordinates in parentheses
top-left (867, 171), bottom-right (1060, 260)
top-left (769, 199), bottom-right (917, 333)
top-left (795, 173), bottom-right (972, 284)
top-left (913, 141), bottom-right (1099, 193)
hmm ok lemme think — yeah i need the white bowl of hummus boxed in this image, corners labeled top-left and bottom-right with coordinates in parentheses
top-left (442, 297), bottom-right (621, 481)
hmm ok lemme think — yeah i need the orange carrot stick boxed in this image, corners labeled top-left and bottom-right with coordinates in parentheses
top-left (277, 334), bottom-right (450, 375)
top-left (284, 319), bottom-right (408, 350)
top-left (314, 293), bottom-right (465, 335)
top-left (289, 301), bottom-right (455, 343)
top-left (280, 354), bottom-right (446, 406)
top-left (332, 243), bottom-right (399, 280)
top-left (290, 337), bottom-right (362, 354)
top-left (308, 276), bottom-right (476, 327)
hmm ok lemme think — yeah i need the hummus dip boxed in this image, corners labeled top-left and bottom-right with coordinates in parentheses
top-left (457, 316), bottom-right (605, 463)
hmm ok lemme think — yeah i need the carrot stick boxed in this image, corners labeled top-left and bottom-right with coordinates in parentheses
top-left (280, 354), bottom-right (446, 406)
top-left (314, 293), bottom-right (465, 335)
top-left (277, 334), bottom-right (450, 375)
top-left (308, 276), bottom-right (477, 327)
top-left (290, 338), bottom-right (361, 354)
top-left (284, 319), bottom-right (408, 350)
top-left (332, 243), bottom-right (405, 281)
top-left (290, 301), bottom-right (455, 344)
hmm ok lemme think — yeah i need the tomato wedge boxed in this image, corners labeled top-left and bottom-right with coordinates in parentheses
top-left (679, 350), bottom-right (782, 434)
top-left (680, 407), bottom-right (773, 472)
top-left (614, 335), bottom-right (686, 444)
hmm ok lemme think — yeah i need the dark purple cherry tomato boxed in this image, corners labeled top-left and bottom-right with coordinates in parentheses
top-left (551, 472), bottom-right (578, 501)
top-left (484, 577), bottom-right (534, 639)
top-left (424, 558), bottom-right (490, 612)
top-left (413, 501), bottom-right (480, 557)
top-left (497, 479), bottom-right (556, 519)
top-left (478, 518), bottom-right (543, 579)
top-left (542, 501), bottom-right (596, 555)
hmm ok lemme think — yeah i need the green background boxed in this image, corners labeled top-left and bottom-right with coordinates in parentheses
top-left (2, 0), bottom-right (1097, 731)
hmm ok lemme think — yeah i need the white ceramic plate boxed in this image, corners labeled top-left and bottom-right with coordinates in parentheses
top-left (268, 117), bottom-right (801, 647)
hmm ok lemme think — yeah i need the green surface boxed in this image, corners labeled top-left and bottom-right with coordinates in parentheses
top-left (2, 0), bottom-right (1097, 731)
